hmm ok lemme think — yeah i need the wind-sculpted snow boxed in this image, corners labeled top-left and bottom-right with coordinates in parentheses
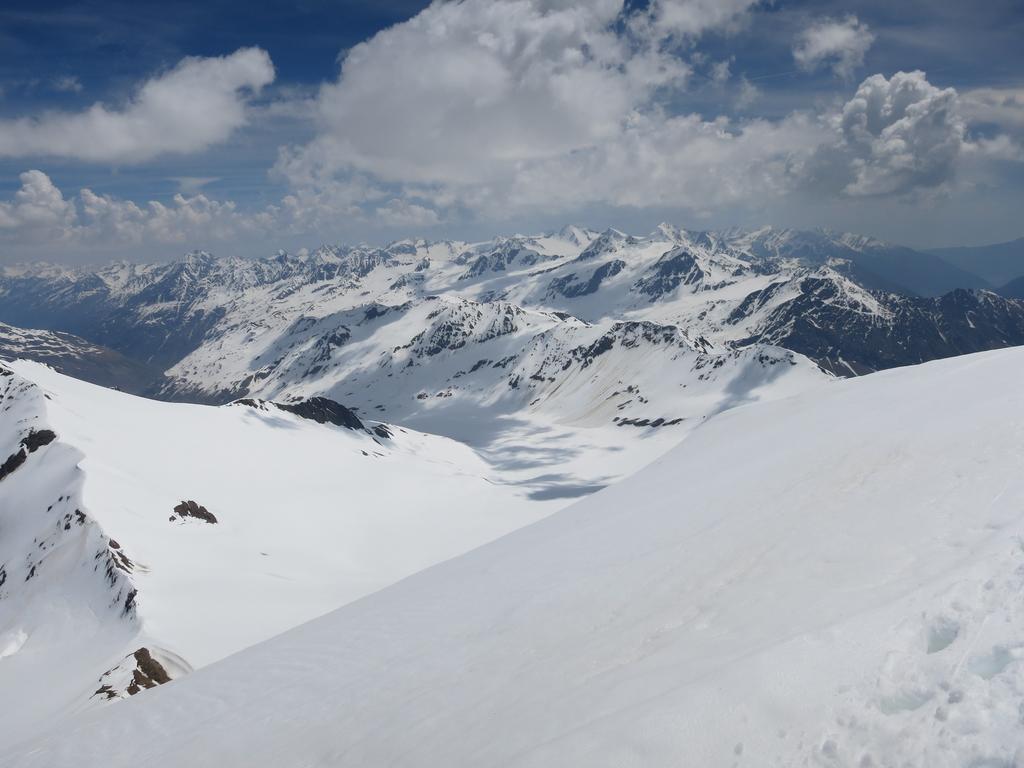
top-left (8, 347), bottom-right (1024, 768)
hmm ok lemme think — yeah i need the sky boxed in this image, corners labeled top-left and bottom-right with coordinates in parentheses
top-left (0, 0), bottom-right (1022, 263)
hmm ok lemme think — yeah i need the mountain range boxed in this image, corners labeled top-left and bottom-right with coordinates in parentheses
top-left (929, 236), bottom-right (1024, 289)
top-left (2, 226), bottom-right (1023, 407)
top-left (2, 224), bottom-right (1024, 765)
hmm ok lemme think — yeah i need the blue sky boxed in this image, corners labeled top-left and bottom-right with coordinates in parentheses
top-left (0, 0), bottom-right (1022, 262)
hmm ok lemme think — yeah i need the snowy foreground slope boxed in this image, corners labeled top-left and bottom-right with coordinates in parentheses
top-left (8, 348), bottom-right (1024, 768)
top-left (0, 361), bottom-right (556, 748)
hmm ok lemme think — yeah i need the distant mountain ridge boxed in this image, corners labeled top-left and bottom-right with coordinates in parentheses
top-left (0, 321), bottom-right (165, 394)
top-left (930, 237), bottom-right (1024, 288)
top-left (1, 225), bottom-right (1023, 428)
top-left (1000, 274), bottom-right (1024, 299)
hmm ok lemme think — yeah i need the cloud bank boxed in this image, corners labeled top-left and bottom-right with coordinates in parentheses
top-left (0, 0), bottom-right (1022, 257)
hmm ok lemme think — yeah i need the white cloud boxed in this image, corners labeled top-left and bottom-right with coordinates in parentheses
top-left (710, 59), bottom-right (733, 85)
top-left (0, 169), bottom-right (426, 253)
top-left (274, 0), bottom-right (790, 224)
top-left (961, 87), bottom-right (1024, 131)
top-left (81, 187), bottom-right (272, 245)
top-left (633, 0), bottom-right (762, 42)
top-left (0, 170), bottom-right (77, 241)
top-left (3, 3), bottom-right (1016, 255)
top-left (294, 1), bottom-right (686, 188)
top-left (0, 171), bottom-right (269, 251)
top-left (267, 4), bottom-right (983, 225)
top-left (831, 71), bottom-right (964, 196)
top-left (374, 198), bottom-right (442, 228)
top-left (500, 110), bottom-right (823, 212)
top-left (0, 48), bottom-right (274, 163)
top-left (964, 134), bottom-right (1024, 162)
top-left (735, 77), bottom-right (760, 109)
top-left (793, 15), bottom-right (874, 79)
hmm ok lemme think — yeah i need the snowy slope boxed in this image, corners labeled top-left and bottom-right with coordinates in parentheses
top-left (7, 347), bottom-right (1024, 768)
top-left (0, 360), bottom-right (555, 748)
top-left (0, 320), bottom-right (163, 393)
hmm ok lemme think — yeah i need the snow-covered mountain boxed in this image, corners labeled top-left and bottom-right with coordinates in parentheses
top-left (7, 345), bottom-right (1024, 768)
top-left (0, 321), bottom-right (163, 393)
top-left (1, 226), bottom-right (1020, 418)
top-left (2, 225), bottom-right (1023, 764)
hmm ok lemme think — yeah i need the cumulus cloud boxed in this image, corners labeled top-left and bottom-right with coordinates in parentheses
top-left (0, 170), bottom-right (77, 242)
top-left (274, 0), bottom-right (791, 223)
top-left (295, 1), bottom-right (686, 188)
top-left (269, 2), bottom-right (993, 226)
top-left (0, 169), bottom-right (425, 253)
top-left (793, 15), bottom-right (874, 78)
top-left (0, 170), bottom-right (271, 251)
top-left (804, 71), bottom-right (965, 197)
top-left (0, 48), bottom-right (274, 163)
top-left (79, 187), bottom-right (268, 245)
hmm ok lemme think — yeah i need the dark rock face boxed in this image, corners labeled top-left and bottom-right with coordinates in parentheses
top-left (554, 321), bottom-right (693, 372)
top-left (727, 281), bottom-right (786, 324)
top-left (738, 282), bottom-right (1024, 374)
top-left (0, 266), bottom-right (226, 370)
top-left (130, 648), bottom-right (171, 690)
top-left (457, 241), bottom-right (547, 280)
top-left (0, 428), bottom-right (56, 482)
top-left (94, 647), bottom-right (172, 700)
top-left (21, 429), bottom-right (56, 452)
top-left (0, 322), bottom-right (167, 395)
top-left (171, 500), bottom-right (218, 524)
top-left (548, 260), bottom-right (625, 298)
top-left (634, 250), bottom-right (705, 298)
top-left (575, 229), bottom-right (631, 261)
top-left (276, 397), bottom-right (365, 430)
top-left (235, 395), bottom-right (389, 436)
